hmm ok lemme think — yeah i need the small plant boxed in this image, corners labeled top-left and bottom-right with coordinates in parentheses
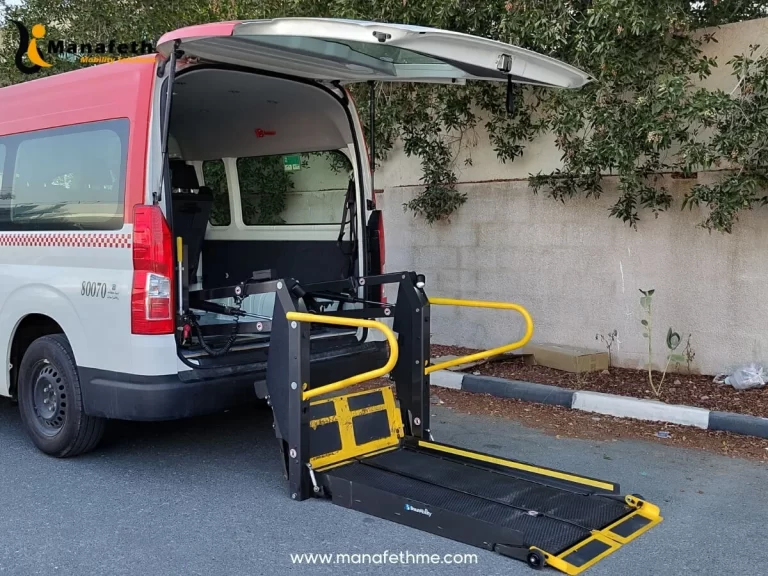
top-left (596, 329), bottom-right (618, 367)
top-left (683, 334), bottom-right (696, 373)
top-left (639, 289), bottom-right (656, 393)
top-left (639, 289), bottom-right (689, 397)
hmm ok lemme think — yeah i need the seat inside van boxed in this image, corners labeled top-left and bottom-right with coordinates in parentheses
top-left (169, 159), bottom-right (213, 283)
top-left (168, 68), bottom-right (364, 358)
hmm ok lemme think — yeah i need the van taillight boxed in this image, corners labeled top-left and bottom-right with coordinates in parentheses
top-left (131, 205), bottom-right (174, 335)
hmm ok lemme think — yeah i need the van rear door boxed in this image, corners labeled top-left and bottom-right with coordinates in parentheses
top-left (156, 18), bottom-right (591, 88)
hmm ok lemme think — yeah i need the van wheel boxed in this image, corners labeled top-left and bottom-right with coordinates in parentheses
top-left (17, 334), bottom-right (105, 457)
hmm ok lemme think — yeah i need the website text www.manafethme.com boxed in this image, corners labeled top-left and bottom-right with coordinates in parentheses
top-left (290, 550), bottom-right (479, 566)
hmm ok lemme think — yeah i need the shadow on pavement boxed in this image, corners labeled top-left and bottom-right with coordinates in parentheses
top-left (0, 394), bottom-right (278, 458)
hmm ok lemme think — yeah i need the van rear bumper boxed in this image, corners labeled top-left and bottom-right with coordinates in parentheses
top-left (77, 367), bottom-right (259, 421)
top-left (78, 341), bottom-right (389, 421)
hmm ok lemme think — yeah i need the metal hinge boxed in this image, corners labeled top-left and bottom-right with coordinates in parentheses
top-left (496, 53), bottom-right (513, 73)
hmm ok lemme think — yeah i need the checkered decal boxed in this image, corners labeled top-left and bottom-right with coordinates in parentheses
top-left (0, 233), bottom-right (132, 249)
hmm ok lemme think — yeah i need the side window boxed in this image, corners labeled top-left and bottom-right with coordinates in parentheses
top-left (237, 151), bottom-right (353, 226)
top-left (202, 159), bottom-right (230, 226)
top-left (0, 119), bottom-right (128, 231)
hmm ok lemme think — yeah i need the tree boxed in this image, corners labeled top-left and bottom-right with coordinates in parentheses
top-left (2, 0), bottom-right (766, 232)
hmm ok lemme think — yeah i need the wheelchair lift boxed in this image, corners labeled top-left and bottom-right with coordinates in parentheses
top-left (257, 271), bottom-right (661, 575)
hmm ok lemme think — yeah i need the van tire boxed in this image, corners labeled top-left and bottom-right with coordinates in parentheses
top-left (17, 334), bottom-right (105, 457)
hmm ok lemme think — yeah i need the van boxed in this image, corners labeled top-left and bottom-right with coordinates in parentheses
top-left (0, 18), bottom-right (590, 457)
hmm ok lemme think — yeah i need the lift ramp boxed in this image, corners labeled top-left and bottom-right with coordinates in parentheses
top-left (262, 272), bottom-right (662, 574)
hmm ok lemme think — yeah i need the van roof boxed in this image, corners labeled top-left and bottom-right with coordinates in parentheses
top-left (0, 55), bottom-right (156, 137)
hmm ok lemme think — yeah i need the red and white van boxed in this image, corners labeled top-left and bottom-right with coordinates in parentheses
top-left (0, 18), bottom-right (590, 457)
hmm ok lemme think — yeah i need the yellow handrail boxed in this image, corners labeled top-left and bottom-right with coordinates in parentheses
top-left (285, 311), bottom-right (400, 401)
top-left (425, 297), bottom-right (534, 374)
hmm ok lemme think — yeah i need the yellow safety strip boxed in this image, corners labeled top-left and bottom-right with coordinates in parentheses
top-left (530, 495), bottom-right (663, 575)
top-left (285, 312), bottom-right (399, 401)
top-left (426, 297), bottom-right (534, 374)
top-left (309, 386), bottom-right (403, 470)
top-left (417, 440), bottom-right (616, 492)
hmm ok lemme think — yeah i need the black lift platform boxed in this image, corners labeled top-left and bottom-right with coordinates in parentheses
top-left (261, 272), bottom-right (662, 575)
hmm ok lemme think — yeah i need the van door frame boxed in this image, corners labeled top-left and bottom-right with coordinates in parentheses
top-left (150, 60), bottom-right (375, 361)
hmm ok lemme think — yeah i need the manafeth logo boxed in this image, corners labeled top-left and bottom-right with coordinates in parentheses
top-left (404, 504), bottom-right (432, 517)
top-left (11, 21), bottom-right (51, 74)
top-left (11, 21), bottom-right (155, 74)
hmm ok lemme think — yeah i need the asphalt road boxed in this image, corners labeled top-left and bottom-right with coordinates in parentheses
top-left (1, 396), bottom-right (766, 576)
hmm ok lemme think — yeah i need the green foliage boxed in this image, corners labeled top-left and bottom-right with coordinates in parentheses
top-left (203, 151), bottom-right (351, 227)
top-left (680, 45), bottom-right (768, 231)
top-left (2, 0), bottom-right (767, 231)
top-left (666, 327), bottom-right (686, 371)
top-left (237, 156), bottom-right (291, 225)
top-left (689, 1), bottom-right (768, 27)
top-left (320, 150), bottom-right (353, 176)
top-left (525, 1), bottom-right (720, 230)
top-left (202, 160), bottom-right (230, 226)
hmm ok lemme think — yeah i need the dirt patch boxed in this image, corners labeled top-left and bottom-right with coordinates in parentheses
top-left (431, 387), bottom-right (768, 461)
top-left (431, 344), bottom-right (768, 418)
top-left (359, 378), bottom-right (768, 460)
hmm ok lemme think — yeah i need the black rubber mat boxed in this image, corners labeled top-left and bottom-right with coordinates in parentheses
top-left (368, 448), bottom-right (630, 530)
top-left (326, 447), bottom-right (631, 554)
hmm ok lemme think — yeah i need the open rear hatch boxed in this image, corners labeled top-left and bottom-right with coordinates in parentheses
top-left (156, 18), bottom-right (592, 87)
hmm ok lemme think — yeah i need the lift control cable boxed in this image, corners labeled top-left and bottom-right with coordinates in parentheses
top-left (183, 287), bottom-right (272, 357)
top-left (188, 313), bottom-right (240, 358)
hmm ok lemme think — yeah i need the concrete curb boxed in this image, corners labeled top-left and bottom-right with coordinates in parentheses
top-left (708, 411), bottom-right (768, 438)
top-left (462, 375), bottom-right (574, 408)
top-left (430, 369), bottom-right (768, 440)
top-left (572, 391), bottom-right (710, 429)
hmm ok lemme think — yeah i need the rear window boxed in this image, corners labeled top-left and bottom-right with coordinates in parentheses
top-left (237, 151), bottom-right (352, 226)
top-left (0, 119), bottom-right (128, 231)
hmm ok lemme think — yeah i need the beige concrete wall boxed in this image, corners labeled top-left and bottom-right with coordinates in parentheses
top-left (376, 18), bottom-right (768, 375)
top-left (379, 177), bottom-right (768, 375)
top-left (282, 153), bottom-right (349, 224)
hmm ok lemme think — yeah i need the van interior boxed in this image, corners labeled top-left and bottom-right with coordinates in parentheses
top-left (166, 68), bottom-right (381, 371)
